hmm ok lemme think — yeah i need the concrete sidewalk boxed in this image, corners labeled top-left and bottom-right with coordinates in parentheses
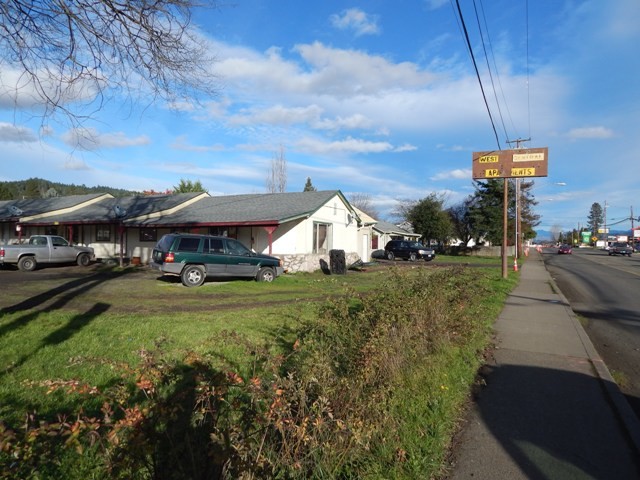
top-left (448, 249), bottom-right (640, 479)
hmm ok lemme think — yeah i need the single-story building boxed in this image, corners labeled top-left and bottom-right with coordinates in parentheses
top-left (0, 190), bottom-right (372, 272)
top-left (372, 219), bottom-right (421, 249)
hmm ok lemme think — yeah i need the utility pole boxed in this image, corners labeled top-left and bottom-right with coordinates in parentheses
top-left (631, 206), bottom-right (635, 249)
top-left (506, 138), bottom-right (530, 262)
top-left (603, 200), bottom-right (608, 247)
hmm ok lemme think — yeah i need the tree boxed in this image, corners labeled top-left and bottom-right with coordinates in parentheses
top-left (22, 178), bottom-right (45, 199)
top-left (349, 193), bottom-right (380, 220)
top-left (0, 183), bottom-right (12, 200)
top-left (266, 146), bottom-right (287, 193)
top-left (173, 179), bottom-right (207, 193)
top-left (468, 180), bottom-right (505, 245)
top-left (406, 193), bottom-right (452, 246)
top-left (467, 179), bottom-right (540, 248)
top-left (587, 203), bottom-right (604, 242)
top-left (447, 195), bottom-right (477, 247)
top-left (303, 177), bottom-right (317, 192)
top-left (0, 1), bottom-right (217, 124)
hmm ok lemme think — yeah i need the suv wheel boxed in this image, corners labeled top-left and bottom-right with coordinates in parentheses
top-left (408, 252), bottom-right (417, 262)
top-left (386, 251), bottom-right (395, 261)
top-left (256, 267), bottom-right (275, 282)
top-left (181, 265), bottom-right (205, 287)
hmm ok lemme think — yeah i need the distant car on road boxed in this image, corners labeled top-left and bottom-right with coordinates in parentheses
top-left (608, 242), bottom-right (633, 257)
top-left (557, 244), bottom-right (572, 254)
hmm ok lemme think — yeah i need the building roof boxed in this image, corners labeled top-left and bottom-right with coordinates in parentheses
top-left (7, 190), bottom-right (358, 228)
top-left (352, 206), bottom-right (377, 226)
top-left (0, 194), bottom-right (111, 221)
top-left (17, 192), bottom-right (208, 225)
top-left (128, 190), bottom-right (352, 226)
top-left (373, 220), bottom-right (420, 238)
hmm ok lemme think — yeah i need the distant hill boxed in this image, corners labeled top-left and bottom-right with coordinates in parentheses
top-left (0, 178), bottom-right (139, 200)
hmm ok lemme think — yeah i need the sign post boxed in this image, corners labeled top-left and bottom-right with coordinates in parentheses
top-left (472, 147), bottom-right (548, 278)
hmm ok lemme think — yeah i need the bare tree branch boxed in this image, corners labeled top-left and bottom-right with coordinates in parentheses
top-left (266, 145), bottom-right (287, 193)
top-left (0, 0), bottom-right (219, 124)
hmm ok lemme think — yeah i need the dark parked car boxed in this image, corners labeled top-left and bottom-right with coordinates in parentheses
top-left (557, 244), bottom-right (572, 254)
top-left (384, 240), bottom-right (436, 262)
top-left (150, 233), bottom-right (285, 287)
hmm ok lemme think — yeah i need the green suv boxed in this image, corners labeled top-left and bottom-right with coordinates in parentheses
top-left (150, 233), bottom-right (285, 287)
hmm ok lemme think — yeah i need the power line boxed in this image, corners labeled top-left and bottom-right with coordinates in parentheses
top-left (473, 0), bottom-right (509, 142)
top-left (454, 0), bottom-right (501, 149)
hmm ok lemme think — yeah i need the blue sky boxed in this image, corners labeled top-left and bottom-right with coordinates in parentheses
top-left (1, 0), bottom-right (639, 235)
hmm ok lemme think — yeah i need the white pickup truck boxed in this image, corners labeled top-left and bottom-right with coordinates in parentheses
top-left (0, 235), bottom-right (95, 271)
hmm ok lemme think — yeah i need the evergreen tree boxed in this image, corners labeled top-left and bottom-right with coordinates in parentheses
top-left (447, 195), bottom-right (477, 247)
top-left (468, 179), bottom-right (505, 245)
top-left (173, 179), bottom-right (207, 193)
top-left (587, 202), bottom-right (604, 242)
top-left (303, 177), bottom-right (317, 192)
top-left (467, 179), bottom-right (540, 247)
top-left (0, 184), bottom-right (12, 200)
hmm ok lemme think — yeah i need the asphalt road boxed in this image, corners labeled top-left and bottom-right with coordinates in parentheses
top-left (542, 246), bottom-right (640, 419)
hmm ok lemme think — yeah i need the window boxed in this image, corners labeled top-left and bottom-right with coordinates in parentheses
top-left (96, 226), bottom-right (111, 242)
top-left (139, 228), bottom-right (157, 242)
top-left (51, 236), bottom-right (68, 247)
top-left (225, 238), bottom-right (251, 256)
top-left (313, 223), bottom-right (332, 254)
top-left (207, 238), bottom-right (224, 253)
top-left (176, 237), bottom-right (201, 252)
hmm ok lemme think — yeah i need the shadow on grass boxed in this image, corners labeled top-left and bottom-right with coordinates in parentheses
top-left (1, 302), bottom-right (111, 379)
top-left (0, 270), bottom-right (127, 316)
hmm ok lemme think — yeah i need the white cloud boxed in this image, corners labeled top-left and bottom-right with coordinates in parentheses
top-left (394, 144), bottom-right (417, 152)
top-left (425, 0), bottom-right (449, 10)
top-left (171, 135), bottom-right (226, 152)
top-left (64, 159), bottom-right (91, 170)
top-left (200, 39), bottom-right (564, 139)
top-left (431, 169), bottom-right (472, 181)
top-left (0, 64), bottom-right (100, 110)
top-left (313, 113), bottom-right (374, 131)
top-left (294, 42), bottom-right (435, 95)
top-left (229, 104), bottom-right (324, 126)
top-left (566, 126), bottom-right (614, 140)
top-left (61, 127), bottom-right (151, 150)
top-left (330, 8), bottom-right (380, 37)
top-left (0, 122), bottom-right (37, 142)
top-left (295, 136), bottom-right (394, 155)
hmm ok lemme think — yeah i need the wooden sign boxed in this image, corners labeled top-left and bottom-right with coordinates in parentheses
top-left (472, 147), bottom-right (548, 179)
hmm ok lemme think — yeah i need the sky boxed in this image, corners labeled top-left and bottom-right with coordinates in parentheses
top-left (1, 0), bottom-right (639, 236)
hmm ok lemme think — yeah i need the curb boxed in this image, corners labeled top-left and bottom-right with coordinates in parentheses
top-left (544, 262), bottom-right (640, 456)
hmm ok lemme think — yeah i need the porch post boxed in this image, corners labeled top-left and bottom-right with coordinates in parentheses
top-left (263, 226), bottom-right (278, 255)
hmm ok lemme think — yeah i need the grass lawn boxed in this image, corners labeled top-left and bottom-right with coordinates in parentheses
top-left (0, 256), bottom-right (518, 478)
top-left (0, 264), bottom-right (395, 421)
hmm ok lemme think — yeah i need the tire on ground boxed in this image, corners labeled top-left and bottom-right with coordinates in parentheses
top-left (18, 256), bottom-right (37, 272)
top-left (256, 267), bottom-right (275, 282)
top-left (181, 265), bottom-right (205, 287)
